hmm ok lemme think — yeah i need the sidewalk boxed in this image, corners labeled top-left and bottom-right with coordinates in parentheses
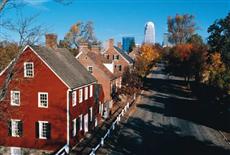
top-left (70, 95), bottom-right (137, 155)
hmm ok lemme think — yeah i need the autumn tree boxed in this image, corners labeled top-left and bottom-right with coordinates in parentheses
top-left (164, 43), bottom-right (207, 83)
top-left (168, 14), bottom-right (196, 44)
top-left (203, 53), bottom-right (226, 85)
top-left (60, 21), bottom-right (100, 50)
top-left (187, 33), bottom-right (204, 46)
top-left (135, 44), bottom-right (160, 77)
top-left (119, 66), bottom-right (143, 96)
top-left (0, 41), bottom-right (19, 71)
top-left (202, 53), bottom-right (230, 104)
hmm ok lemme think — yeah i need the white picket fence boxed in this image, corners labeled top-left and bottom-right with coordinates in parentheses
top-left (55, 144), bottom-right (69, 155)
top-left (89, 101), bottom-right (132, 155)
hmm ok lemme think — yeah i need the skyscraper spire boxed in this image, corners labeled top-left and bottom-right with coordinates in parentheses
top-left (144, 21), bottom-right (155, 44)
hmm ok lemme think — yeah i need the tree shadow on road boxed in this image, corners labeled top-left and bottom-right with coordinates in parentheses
top-left (141, 77), bottom-right (229, 133)
top-left (100, 117), bottom-right (230, 155)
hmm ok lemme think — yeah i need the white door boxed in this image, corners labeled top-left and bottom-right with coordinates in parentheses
top-left (84, 114), bottom-right (88, 133)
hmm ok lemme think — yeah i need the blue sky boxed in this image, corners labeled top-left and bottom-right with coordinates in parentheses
top-left (2, 0), bottom-right (230, 45)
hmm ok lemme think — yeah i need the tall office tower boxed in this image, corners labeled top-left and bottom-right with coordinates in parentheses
top-left (122, 37), bottom-right (135, 53)
top-left (144, 21), bottom-right (155, 44)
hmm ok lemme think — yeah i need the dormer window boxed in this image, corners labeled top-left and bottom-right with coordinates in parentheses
top-left (24, 62), bottom-right (34, 78)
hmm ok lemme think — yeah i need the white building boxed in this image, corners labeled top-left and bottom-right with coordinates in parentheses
top-left (144, 21), bottom-right (155, 44)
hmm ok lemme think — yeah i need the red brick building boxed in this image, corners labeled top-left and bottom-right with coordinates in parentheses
top-left (0, 34), bottom-right (103, 154)
top-left (76, 43), bottom-right (118, 118)
top-left (103, 39), bottom-right (134, 77)
top-left (129, 47), bottom-right (141, 61)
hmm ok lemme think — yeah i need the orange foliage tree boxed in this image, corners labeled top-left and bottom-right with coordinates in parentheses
top-left (203, 53), bottom-right (230, 93)
top-left (0, 42), bottom-right (19, 71)
top-left (135, 44), bottom-right (160, 77)
top-left (165, 43), bottom-right (207, 83)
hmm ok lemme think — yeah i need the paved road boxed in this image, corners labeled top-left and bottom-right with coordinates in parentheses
top-left (97, 66), bottom-right (230, 155)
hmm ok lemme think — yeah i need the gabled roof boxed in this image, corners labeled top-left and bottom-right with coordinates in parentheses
top-left (113, 46), bottom-right (134, 64)
top-left (129, 47), bottom-right (140, 60)
top-left (31, 46), bottom-right (97, 89)
top-left (86, 52), bottom-right (116, 80)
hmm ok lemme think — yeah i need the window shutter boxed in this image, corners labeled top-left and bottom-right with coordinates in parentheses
top-left (76, 118), bottom-right (79, 132)
top-left (88, 109), bottom-right (91, 127)
top-left (71, 120), bottom-right (74, 137)
top-left (18, 121), bottom-right (23, 136)
top-left (35, 122), bottom-right (39, 138)
top-left (46, 123), bottom-right (51, 139)
top-left (8, 121), bottom-right (12, 136)
top-left (92, 109), bottom-right (95, 128)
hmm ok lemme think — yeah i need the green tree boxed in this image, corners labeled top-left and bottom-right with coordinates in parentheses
top-left (207, 12), bottom-right (230, 67)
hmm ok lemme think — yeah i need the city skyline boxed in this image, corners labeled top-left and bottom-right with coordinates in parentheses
top-left (1, 0), bottom-right (230, 44)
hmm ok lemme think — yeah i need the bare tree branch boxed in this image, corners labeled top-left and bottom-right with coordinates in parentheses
top-left (2, 14), bottom-right (47, 46)
top-left (0, 0), bottom-right (73, 14)
top-left (0, 14), bottom-right (47, 103)
top-left (0, 0), bottom-right (8, 13)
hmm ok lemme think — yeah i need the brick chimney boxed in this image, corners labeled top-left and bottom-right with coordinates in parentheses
top-left (91, 44), bottom-right (100, 53)
top-left (108, 39), bottom-right (114, 49)
top-left (79, 42), bottom-right (89, 52)
top-left (117, 42), bottom-right (122, 49)
top-left (45, 34), bottom-right (57, 48)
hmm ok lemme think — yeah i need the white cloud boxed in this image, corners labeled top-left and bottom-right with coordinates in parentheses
top-left (23, 0), bottom-right (51, 6)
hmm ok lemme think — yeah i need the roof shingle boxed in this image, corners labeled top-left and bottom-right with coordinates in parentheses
top-left (113, 46), bottom-right (134, 64)
top-left (86, 52), bottom-right (116, 80)
top-left (32, 46), bottom-right (97, 89)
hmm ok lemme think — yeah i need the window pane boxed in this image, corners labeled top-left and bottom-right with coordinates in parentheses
top-left (73, 119), bottom-right (76, 136)
top-left (40, 122), bottom-right (48, 138)
top-left (85, 87), bottom-right (88, 100)
top-left (72, 91), bottom-right (76, 106)
top-left (88, 67), bottom-right (93, 73)
top-left (79, 115), bottom-right (83, 131)
top-left (24, 62), bottom-right (34, 77)
top-left (11, 120), bottom-right (20, 137)
top-left (79, 89), bottom-right (83, 103)
top-left (11, 91), bottom-right (20, 105)
top-left (90, 85), bottom-right (93, 97)
top-left (39, 93), bottom-right (48, 107)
